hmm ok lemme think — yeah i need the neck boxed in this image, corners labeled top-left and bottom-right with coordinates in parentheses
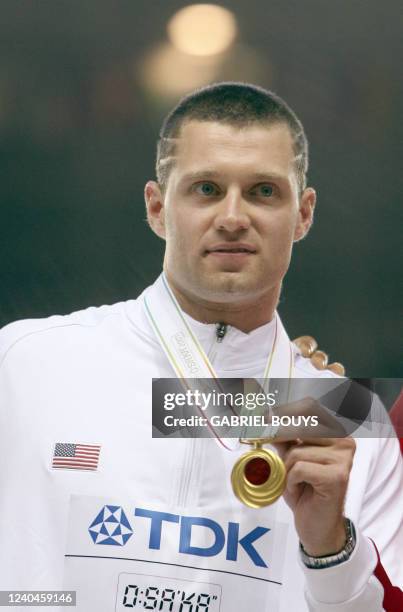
top-left (164, 273), bottom-right (280, 333)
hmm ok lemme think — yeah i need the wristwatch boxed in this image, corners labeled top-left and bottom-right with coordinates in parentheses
top-left (300, 518), bottom-right (356, 569)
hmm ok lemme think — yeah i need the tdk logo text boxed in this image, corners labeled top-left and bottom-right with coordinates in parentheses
top-left (89, 506), bottom-right (270, 568)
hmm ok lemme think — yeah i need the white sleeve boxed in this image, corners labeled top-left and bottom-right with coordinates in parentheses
top-left (302, 407), bottom-right (403, 611)
top-left (354, 405), bottom-right (403, 584)
top-left (301, 528), bottom-right (385, 611)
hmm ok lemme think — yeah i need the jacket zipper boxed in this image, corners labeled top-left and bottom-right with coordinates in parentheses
top-left (215, 322), bottom-right (228, 342)
top-left (176, 322), bottom-right (229, 507)
top-left (207, 322), bottom-right (228, 364)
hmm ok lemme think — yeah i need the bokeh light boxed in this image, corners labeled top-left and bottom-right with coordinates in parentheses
top-left (167, 4), bottom-right (237, 57)
top-left (140, 43), bottom-right (222, 97)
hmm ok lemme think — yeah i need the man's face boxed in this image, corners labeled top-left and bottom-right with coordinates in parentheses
top-left (145, 120), bottom-right (315, 306)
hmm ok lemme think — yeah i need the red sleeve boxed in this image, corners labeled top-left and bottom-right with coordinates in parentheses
top-left (389, 390), bottom-right (403, 447)
top-left (370, 540), bottom-right (403, 612)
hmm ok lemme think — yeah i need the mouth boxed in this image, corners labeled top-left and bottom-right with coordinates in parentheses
top-left (205, 244), bottom-right (257, 255)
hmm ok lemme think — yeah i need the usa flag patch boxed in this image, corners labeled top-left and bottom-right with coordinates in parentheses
top-left (52, 443), bottom-right (101, 471)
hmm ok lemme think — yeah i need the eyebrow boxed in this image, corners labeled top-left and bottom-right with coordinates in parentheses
top-left (180, 170), bottom-right (289, 183)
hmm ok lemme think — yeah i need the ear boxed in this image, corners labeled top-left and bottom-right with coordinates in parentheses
top-left (144, 181), bottom-right (166, 240)
top-left (293, 187), bottom-right (316, 242)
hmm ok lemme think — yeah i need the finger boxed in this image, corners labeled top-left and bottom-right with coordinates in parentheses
top-left (273, 437), bottom-right (353, 452)
top-left (286, 461), bottom-right (329, 496)
top-left (269, 439), bottom-right (301, 460)
top-left (311, 350), bottom-right (329, 370)
top-left (286, 460), bottom-right (350, 498)
top-left (272, 423), bottom-right (346, 442)
top-left (283, 445), bottom-right (337, 472)
top-left (272, 439), bottom-right (329, 458)
top-left (292, 337), bottom-right (344, 375)
top-left (328, 362), bottom-right (346, 376)
top-left (293, 336), bottom-right (318, 358)
top-left (292, 437), bottom-right (354, 447)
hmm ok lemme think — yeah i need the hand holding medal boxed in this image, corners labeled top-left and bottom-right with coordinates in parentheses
top-left (230, 337), bottom-right (348, 509)
top-left (231, 394), bottom-right (349, 508)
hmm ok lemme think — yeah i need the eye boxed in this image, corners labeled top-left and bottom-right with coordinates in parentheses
top-left (252, 183), bottom-right (274, 197)
top-left (194, 182), bottom-right (219, 196)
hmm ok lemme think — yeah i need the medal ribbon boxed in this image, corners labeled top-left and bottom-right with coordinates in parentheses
top-left (144, 273), bottom-right (294, 450)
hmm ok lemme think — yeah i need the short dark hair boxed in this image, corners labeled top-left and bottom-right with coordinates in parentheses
top-left (156, 81), bottom-right (309, 194)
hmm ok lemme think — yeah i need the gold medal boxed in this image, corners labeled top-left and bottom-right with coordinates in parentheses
top-left (231, 438), bottom-right (286, 508)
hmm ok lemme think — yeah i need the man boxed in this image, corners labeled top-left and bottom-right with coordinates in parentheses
top-left (0, 82), bottom-right (401, 611)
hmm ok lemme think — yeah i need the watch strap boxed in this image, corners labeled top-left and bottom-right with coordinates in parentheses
top-left (300, 518), bottom-right (356, 569)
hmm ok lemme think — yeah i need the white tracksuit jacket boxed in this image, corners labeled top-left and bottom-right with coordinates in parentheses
top-left (0, 276), bottom-right (402, 611)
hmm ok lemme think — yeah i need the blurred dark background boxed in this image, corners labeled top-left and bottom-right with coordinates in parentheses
top-left (0, 1), bottom-right (402, 376)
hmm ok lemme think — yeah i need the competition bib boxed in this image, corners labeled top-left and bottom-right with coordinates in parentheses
top-left (64, 495), bottom-right (289, 611)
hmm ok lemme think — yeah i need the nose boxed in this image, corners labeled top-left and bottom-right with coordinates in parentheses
top-left (213, 189), bottom-right (251, 233)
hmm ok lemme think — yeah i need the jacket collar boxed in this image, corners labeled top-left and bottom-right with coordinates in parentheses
top-left (141, 273), bottom-right (292, 376)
